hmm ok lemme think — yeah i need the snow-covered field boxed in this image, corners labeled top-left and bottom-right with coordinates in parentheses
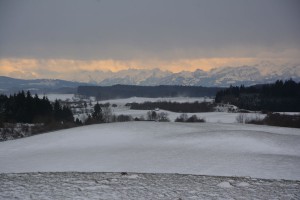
top-left (40, 95), bottom-right (212, 104)
top-left (1, 122), bottom-right (299, 181)
top-left (114, 109), bottom-right (265, 123)
top-left (2, 95), bottom-right (299, 199)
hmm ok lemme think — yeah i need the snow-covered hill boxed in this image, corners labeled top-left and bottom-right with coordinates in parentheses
top-left (1, 122), bottom-right (300, 180)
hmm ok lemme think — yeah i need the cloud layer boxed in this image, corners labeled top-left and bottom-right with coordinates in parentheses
top-left (0, 0), bottom-right (299, 80)
top-left (1, 0), bottom-right (299, 60)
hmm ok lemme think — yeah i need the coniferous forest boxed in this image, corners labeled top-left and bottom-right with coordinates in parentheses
top-left (215, 79), bottom-right (300, 112)
top-left (0, 91), bottom-right (74, 124)
top-left (78, 85), bottom-right (222, 100)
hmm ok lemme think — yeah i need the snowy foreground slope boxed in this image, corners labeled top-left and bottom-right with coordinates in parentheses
top-left (1, 122), bottom-right (300, 181)
top-left (1, 172), bottom-right (299, 200)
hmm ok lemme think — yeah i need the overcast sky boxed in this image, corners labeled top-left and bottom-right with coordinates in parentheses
top-left (0, 0), bottom-right (299, 79)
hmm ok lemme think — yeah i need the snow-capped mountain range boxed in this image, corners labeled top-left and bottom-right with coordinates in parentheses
top-left (79, 63), bottom-right (300, 87)
top-left (0, 63), bottom-right (299, 94)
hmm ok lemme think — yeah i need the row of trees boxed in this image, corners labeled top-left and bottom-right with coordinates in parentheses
top-left (146, 111), bottom-right (170, 122)
top-left (127, 101), bottom-right (215, 113)
top-left (215, 79), bottom-right (300, 112)
top-left (175, 113), bottom-right (205, 123)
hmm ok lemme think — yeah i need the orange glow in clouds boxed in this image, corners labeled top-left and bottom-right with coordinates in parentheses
top-left (0, 56), bottom-right (292, 80)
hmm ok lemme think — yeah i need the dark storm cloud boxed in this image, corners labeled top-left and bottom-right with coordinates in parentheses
top-left (0, 0), bottom-right (299, 60)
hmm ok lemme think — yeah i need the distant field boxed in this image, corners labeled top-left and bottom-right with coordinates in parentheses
top-left (99, 96), bottom-right (214, 104)
top-left (113, 109), bottom-right (265, 123)
top-left (40, 95), bottom-right (298, 124)
top-left (39, 94), bottom-right (213, 104)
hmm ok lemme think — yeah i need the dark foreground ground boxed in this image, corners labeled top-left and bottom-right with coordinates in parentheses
top-left (0, 172), bottom-right (299, 200)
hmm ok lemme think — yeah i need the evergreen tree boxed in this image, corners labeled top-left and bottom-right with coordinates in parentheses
top-left (62, 106), bottom-right (74, 122)
top-left (92, 102), bottom-right (103, 122)
top-left (53, 100), bottom-right (63, 122)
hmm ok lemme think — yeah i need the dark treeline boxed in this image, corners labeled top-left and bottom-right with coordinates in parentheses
top-left (215, 79), bottom-right (300, 112)
top-left (78, 85), bottom-right (222, 100)
top-left (0, 91), bottom-right (74, 124)
top-left (127, 101), bottom-right (215, 113)
top-left (247, 113), bottom-right (300, 128)
top-left (175, 113), bottom-right (205, 123)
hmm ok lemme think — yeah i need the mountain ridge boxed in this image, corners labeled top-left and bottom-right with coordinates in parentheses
top-left (83, 64), bottom-right (300, 86)
top-left (1, 64), bottom-right (299, 94)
